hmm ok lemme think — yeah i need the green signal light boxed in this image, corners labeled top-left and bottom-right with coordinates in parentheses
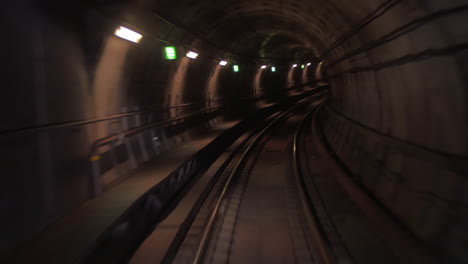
top-left (164, 46), bottom-right (177, 60)
top-left (271, 66), bottom-right (276, 72)
top-left (233, 65), bottom-right (239, 72)
top-left (301, 64), bottom-right (305, 69)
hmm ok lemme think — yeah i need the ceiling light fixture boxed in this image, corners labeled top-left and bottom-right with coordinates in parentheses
top-left (114, 26), bottom-right (142, 43)
top-left (186, 51), bottom-right (199, 59)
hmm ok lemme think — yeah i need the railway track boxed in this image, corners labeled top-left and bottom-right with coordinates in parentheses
top-left (79, 88), bottom-right (330, 264)
top-left (80, 88), bottom-right (432, 264)
top-left (149, 95), bottom-right (336, 263)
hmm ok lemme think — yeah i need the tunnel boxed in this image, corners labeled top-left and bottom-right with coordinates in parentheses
top-left (2, 0), bottom-right (468, 263)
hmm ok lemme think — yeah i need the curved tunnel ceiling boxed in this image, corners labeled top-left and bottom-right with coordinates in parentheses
top-left (153, 0), bottom-right (362, 60)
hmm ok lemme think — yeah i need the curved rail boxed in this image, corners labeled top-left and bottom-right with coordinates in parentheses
top-left (192, 98), bottom-right (313, 264)
top-left (292, 109), bottom-right (336, 264)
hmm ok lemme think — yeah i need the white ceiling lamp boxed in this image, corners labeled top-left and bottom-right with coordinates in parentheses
top-left (114, 26), bottom-right (142, 43)
top-left (261, 65), bottom-right (267, 69)
top-left (219, 60), bottom-right (228, 66)
top-left (306, 62), bottom-right (312, 66)
top-left (186, 51), bottom-right (199, 59)
top-left (292, 64), bottom-right (298, 68)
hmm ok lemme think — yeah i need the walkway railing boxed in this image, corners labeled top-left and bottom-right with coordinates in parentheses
top-left (88, 103), bottom-right (224, 196)
top-left (0, 99), bottom-right (223, 139)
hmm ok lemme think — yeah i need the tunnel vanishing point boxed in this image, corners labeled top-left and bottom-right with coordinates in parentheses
top-left (2, 0), bottom-right (468, 263)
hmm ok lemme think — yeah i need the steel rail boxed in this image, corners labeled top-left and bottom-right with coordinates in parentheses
top-left (292, 108), bottom-right (336, 264)
top-left (191, 97), bottom-right (316, 264)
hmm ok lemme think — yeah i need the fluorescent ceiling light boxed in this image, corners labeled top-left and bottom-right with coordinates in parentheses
top-left (186, 51), bottom-right (199, 59)
top-left (233, 65), bottom-right (239, 72)
top-left (292, 64), bottom-right (298, 68)
top-left (271, 67), bottom-right (276, 72)
top-left (307, 62), bottom-right (311, 66)
top-left (219, 60), bottom-right (228, 66)
top-left (115, 26), bottom-right (142, 43)
top-left (261, 65), bottom-right (267, 69)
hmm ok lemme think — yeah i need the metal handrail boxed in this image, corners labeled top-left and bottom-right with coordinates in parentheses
top-left (91, 105), bottom-right (222, 151)
top-left (0, 100), bottom-right (222, 139)
top-left (87, 104), bottom-right (223, 196)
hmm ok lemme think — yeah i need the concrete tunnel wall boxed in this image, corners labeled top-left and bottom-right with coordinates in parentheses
top-left (2, 0), bottom-right (468, 262)
top-left (0, 0), bottom-right (312, 257)
top-left (320, 2), bottom-right (468, 262)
